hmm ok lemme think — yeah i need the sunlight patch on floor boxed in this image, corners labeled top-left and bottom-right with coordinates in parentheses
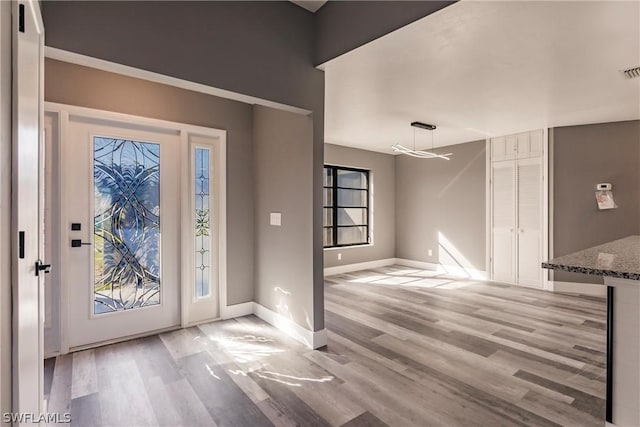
top-left (208, 335), bottom-right (285, 364)
top-left (348, 274), bottom-right (388, 283)
top-left (371, 276), bottom-right (421, 285)
top-left (387, 268), bottom-right (423, 276)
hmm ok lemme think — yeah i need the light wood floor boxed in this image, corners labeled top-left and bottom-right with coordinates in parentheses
top-left (46, 265), bottom-right (606, 426)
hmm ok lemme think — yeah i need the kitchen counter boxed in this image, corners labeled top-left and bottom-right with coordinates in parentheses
top-left (542, 236), bottom-right (640, 427)
top-left (542, 235), bottom-right (640, 280)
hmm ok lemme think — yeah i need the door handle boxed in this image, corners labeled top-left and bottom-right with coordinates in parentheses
top-left (35, 260), bottom-right (52, 277)
top-left (71, 239), bottom-right (92, 248)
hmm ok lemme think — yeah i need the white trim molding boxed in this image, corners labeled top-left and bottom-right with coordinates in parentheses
top-left (549, 281), bottom-right (606, 296)
top-left (220, 301), bottom-right (327, 350)
top-left (324, 258), bottom-right (396, 276)
top-left (324, 257), bottom-right (488, 280)
top-left (221, 302), bottom-right (254, 319)
top-left (252, 303), bottom-right (327, 349)
top-left (45, 47), bottom-right (311, 116)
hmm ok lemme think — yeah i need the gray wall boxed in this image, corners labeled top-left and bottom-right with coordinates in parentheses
top-left (42, 1), bottom-right (322, 112)
top-left (324, 144), bottom-right (395, 267)
top-left (314, 1), bottom-right (455, 65)
top-left (45, 59), bottom-right (255, 305)
top-left (253, 105), bottom-right (318, 331)
top-left (395, 140), bottom-right (486, 271)
top-left (552, 120), bottom-right (640, 284)
top-left (0, 1), bottom-right (11, 422)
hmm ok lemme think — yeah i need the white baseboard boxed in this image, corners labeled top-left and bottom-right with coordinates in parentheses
top-left (550, 281), bottom-right (606, 296)
top-left (395, 258), bottom-right (487, 280)
top-left (252, 302), bottom-right (327, 349)
top-left (324, 258), bottom-right (397, 276)
top-left (324, 257), bottom-right (488, 280)
top-left (221, 301), bottom-right (254, 319)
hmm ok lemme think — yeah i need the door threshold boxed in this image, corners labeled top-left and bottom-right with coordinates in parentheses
top-left (66, 316), bottom-right (227, 354)
top-left (182, 316), bottom-right (222, 329)
top-left (67, 324), bottom-right (181, 354)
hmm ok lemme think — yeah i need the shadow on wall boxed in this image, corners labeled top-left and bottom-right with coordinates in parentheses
top-left (436, 231), bottom-right (486, 280)
top-left (436, 148), bottom-right (486, 199)
top-left (396, 139), bottom-right (486, 277)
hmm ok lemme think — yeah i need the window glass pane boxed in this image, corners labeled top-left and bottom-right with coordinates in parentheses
top-left (337, 169), bottom-right (367, 189)
top-left (323, 227), bottom-right (334, 247)
top-left (323, 167), bottom-right (333, 187)
top-left (338, 189), bottom-right (367, 207)
top-left (94, 137), bottom-right (160, 314)
top-left (338, 208), bottom-right (367, 226)
top-left (194, 147), bottom-right (211, 298)
top-left (338, 226), bottom-right (367, 245)
top-left (323, 208), bottom-right (333, 227)
top-left (323, 188), bottom-right (333, 206)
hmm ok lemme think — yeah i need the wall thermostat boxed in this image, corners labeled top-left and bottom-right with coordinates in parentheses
top-left (596, 183), bottom-right (612, 191)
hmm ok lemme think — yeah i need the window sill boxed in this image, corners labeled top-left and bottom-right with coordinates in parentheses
top-left (324, 243), bottom-right (374, 251)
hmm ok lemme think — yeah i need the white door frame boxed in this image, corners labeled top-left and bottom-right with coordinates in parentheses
top-left (11, 0), bottom-right (45, 419)
top-left (0, 0), bottom-right (13, 419)
top-left (45, 102), bottom-right (227, 354)
top-left (541, 128), bottom-right (550, 290)
top-left (486, 129), bottom-right (550, 290)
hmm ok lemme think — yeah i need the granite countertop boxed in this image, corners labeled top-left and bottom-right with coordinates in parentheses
top-left (542, 235), bottom-right (640, 280)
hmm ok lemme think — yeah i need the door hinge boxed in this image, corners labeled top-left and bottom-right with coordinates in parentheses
top-left (18, 4), bottom-right (25, 33)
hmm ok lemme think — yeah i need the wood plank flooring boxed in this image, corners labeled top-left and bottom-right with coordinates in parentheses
top-left (46, 265), bottom-right (606, 426)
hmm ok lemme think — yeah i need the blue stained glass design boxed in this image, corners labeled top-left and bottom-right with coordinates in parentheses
top-left (93, 137), bottom-right (161, 314)
top-left (194, 148), bottom-right (211, 298)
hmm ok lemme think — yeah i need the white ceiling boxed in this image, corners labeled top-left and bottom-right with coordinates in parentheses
top-left (290, 0), bottom-right (327, 13)
top-left (324, 0), bottom-right (640, 153)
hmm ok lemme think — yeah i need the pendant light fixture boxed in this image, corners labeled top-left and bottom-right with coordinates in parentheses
top-left (392, 121), bottom-right (452, 160)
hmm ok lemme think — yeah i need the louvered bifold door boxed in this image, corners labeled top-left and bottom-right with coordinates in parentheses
top-left (516, 157), bottom-right (543, 288)
top-left (491, 160), bottom-right (516, 283)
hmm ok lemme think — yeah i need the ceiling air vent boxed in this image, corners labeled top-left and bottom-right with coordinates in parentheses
top-left (622, 66), bottom-right (640, 79)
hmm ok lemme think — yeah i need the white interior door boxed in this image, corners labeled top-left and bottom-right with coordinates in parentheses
top-left (517, 156), bottom-right (543, 288)
top-left (491, 160), bottom-right (516, 283)
top-left (12, 0), bottom-right (45, 417)
top-left (62, 113), bottom-right (182, 349)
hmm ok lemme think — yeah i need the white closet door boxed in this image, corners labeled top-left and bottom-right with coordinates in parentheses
top-left (491, 160), bottom-right (516, 283)
top-left (491, 136), bottom-right (517, 161)
top-left (517, 157), bottom-right (543, 288)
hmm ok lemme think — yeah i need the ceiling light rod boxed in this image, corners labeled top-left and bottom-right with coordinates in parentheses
top-left (392, 144), bottom-right (452, 160)
top-left (392, 121), bottom-right (451, 160)
top-left (411, 121), bottom-right (436, 131)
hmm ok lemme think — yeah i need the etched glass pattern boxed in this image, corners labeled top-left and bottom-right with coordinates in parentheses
top-left (194, 148), bottom-right (211, 298)
top-left (93, 137), bottom-right (161, 314)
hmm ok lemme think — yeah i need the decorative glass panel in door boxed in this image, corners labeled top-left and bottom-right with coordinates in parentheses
top-left (194, 147), bottom-right (211, 298)
top-left (93, 137), bottom-right (161, 314)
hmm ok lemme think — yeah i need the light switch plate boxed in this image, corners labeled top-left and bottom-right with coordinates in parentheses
top-left (270, 212), bottom-right (281, 226)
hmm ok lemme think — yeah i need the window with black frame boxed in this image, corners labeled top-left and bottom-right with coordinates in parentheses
top-left (323, 165), bottom-right (370, 248)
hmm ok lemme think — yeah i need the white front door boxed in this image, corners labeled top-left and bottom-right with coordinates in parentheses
top-left (62, 114), bottom-right (182, 349)
top-left (12, 0), bottom-right (45, 418)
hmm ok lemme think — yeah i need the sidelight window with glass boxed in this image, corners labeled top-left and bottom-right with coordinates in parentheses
top-left (194, 147), bottom-right (212, 298)
top-left (323, 165), bottom-right (370, 248)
